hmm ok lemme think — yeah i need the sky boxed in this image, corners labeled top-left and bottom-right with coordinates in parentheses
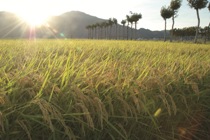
top-left (0, 0), bottom-right (209, 30)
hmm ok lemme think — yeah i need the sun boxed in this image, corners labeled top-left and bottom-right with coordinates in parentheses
top-left (18, 11), bottom-right (49, 27)
top-left (18, 12), bottom-right (48, 26)
top-left (15, 0), bottom-right (51, 27)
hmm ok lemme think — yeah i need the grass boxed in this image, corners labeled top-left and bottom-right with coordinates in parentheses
top-left (0, 39), bottom-right (210, 140)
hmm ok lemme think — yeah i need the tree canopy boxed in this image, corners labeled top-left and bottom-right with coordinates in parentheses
top-left (187, 0), bottom-right (208, 9)
top-left (170, 0), bottom-right (182, 15)
top-left (160, 6), bottom-right (174, 20)
top-left (131, 13), bottom-right (142, 23)
top-left (170, 0), bottom-right (182, 11)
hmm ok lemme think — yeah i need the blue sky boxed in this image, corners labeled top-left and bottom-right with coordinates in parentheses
top-left (0, 0), bottom-right (209, 30)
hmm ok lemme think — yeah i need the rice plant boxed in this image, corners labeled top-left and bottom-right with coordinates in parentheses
top-left (0, 39), bottom-right (210, 140)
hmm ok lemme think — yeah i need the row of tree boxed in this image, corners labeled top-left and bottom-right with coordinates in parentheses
top-left (161, 0), bottom-right (210, 43)
top-left (86, 18), bottom-right (118, 39)
top-left (86, 0), bottom-right (210, 42)
top-left (172, 26), bottom-right (210, 40)
top-left (86, 12), bottom-right (142, 40)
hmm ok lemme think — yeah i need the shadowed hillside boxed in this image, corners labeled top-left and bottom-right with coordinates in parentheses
top-left (47, 11), bottom-right (105, 38)
top-left (0, 12), bottom-right (27, 38)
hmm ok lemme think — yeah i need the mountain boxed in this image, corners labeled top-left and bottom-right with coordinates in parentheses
top-left (0, 11), bottom-right (168, 39)
top-left (0, 12), bottom-right (25, 38)
top-left (46, 11), bottom-right (105, 38)
top-left (138, 28), bottom-right (169, 39)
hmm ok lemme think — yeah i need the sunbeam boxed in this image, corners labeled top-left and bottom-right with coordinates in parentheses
top-left (14, 0), bottom-right (52, 27)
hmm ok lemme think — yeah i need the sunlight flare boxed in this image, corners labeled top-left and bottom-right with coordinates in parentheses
top-left (15, 0), bottom-right (52, 27)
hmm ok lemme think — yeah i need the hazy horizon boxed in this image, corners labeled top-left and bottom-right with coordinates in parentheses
top-left (0, 0), bottom-right (209, 31)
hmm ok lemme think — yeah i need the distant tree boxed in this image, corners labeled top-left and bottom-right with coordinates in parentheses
top-left (107, 22), bottom-right (110, 39)
top-left (126, 15), bottom-right (131, 40)
top-left (108, 18), bottom-right (114, 39)
top-left (208, 2), bottom-right (210, 11)
top-left (173, 26), bottom-right (196, 40)
top-left (95, 23), bottom-right (100, 39)
top-left (187, 0), bottom-right (208, 43)
top-left (126, 14), bottom-right (135, 39)
top-left (131, 13), bottom-right (142, 39)
top-left (121, 20), bottom-right (126, 40)
top-left (208, 2), bottom-right (210, 27)
top-left (130, 18), bottom-right (135, 40)
top-left (99, 22), bottom-right (104, 39)
top-left (93, 24), bottom-right (98, 39)
top-left (113, 18), bottom-right (118, 39)
top-left (204, 25), bottom-right (210, 41)
top-left (88, 24), bottom-right (93, 39)
top-left (160, 6), bottom-right (174, 41)
top-left (91, 24), bottom-right (95, 39)
top-left (185, 27), bottom-right (197, 36)
top-left (200, 26), bottom-right (208, 43)
top-left (86, 25), bottom-right (91, 39)
top-left (105, 21), bottom-right (110, 39)
top-left (170, 0), bottom-right (182, 42)
top-left (204, 2), bottom-right (210, 42)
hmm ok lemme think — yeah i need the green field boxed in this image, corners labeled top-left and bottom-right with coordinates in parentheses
top-left (0, 40), bottom-right (210, 140)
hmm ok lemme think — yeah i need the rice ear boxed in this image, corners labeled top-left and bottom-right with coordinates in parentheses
top-left (0, 111), bottom-right (4, 133)
top-left (17, 120), bottom-right (32, 140)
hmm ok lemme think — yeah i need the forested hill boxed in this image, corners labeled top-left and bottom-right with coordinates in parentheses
top-left (0, 11), bottom-right (167, 39)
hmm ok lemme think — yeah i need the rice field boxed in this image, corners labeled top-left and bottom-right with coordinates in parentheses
top-left (0, 39), bottom-right (210, 140)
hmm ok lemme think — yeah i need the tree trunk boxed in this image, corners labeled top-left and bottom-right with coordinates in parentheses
top-left (109, 26), bottom-right (112, 40)
top-left (97, 27), bottom-right (99, 39)
top-left (95, 28), bottom-right (96, 39)
top-left (171, 15), bottom-right (175, 42)
top-left (131, 23), bottom-right (133, 40)
top-left (100, 28), bottom-right (102, 39)
top-left (88, 29), bottom-right (90, 39)
top-left (164, 19), bottom-right (167, 42)
top-left (195, 9), bottom-right (200, 43)
top-left (204, 30), bottom-right (206, 44)
top-left (115, 25), bottom-right (117, 40)
top-left (134, 22), bottom-right (137, 40)
top-left (91, 29), bottom-right (93, 39)
top-left (127, 24), bottom-right (129, 40)
top-left (105, 27), bottom-right (107, 39)
top-left (122, 25), bottom-right (124, 40)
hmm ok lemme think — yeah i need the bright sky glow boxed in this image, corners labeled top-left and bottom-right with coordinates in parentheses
top-left (0, 0), bottom-right (209, 30)
top-left (15, 1), bottom-right (49, 26)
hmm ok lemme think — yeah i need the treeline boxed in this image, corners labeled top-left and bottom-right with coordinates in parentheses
top-left (86, 0), bottom-right (210, 43)
top-left (86, 12), bottom-right (142, 40)
top-left (172, 26), bottom-right (210, 42)
top-left (161, 0), bottom-right (210, 43)
top-left (86, 18), bottom-right (118, 40)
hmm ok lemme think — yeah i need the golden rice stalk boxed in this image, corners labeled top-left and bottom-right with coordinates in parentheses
top-left (0, 111), bottom-right (4, 133)
top-left (18, 77), bottom-right (34, 88)
top-left (158, 95), bottom-right (171, 116)
top-left (117, 123), bottom-right (128, 139)
top-left (0, 95), bottom-right (5, 105)
top-left (104, 96), bottom-right (114, 115)
top-left (116, 96), bottom-right (134, 119)
top-left (167, 94), bottom-right (177, 115)
top-left (129, 94), bottom-right (141, 113)
top-left (16, 120), bottom-right (32, 140)
top-left (178, 109), bottom-right (205, 140)
top-left (93, 97), bottom-right (108, 129)
top-left (74, 103), bottom-right (94, 129)
top-left (191, 83), bottom-right (200, 96)
top-left (31, 99), bottom-right (75, 139)
top-left (33, 99), bottom-right (54, 132)
top-left (153, 108), bottom-right (162, 117)
top-left (159, 89), bottom-right (177, 116)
